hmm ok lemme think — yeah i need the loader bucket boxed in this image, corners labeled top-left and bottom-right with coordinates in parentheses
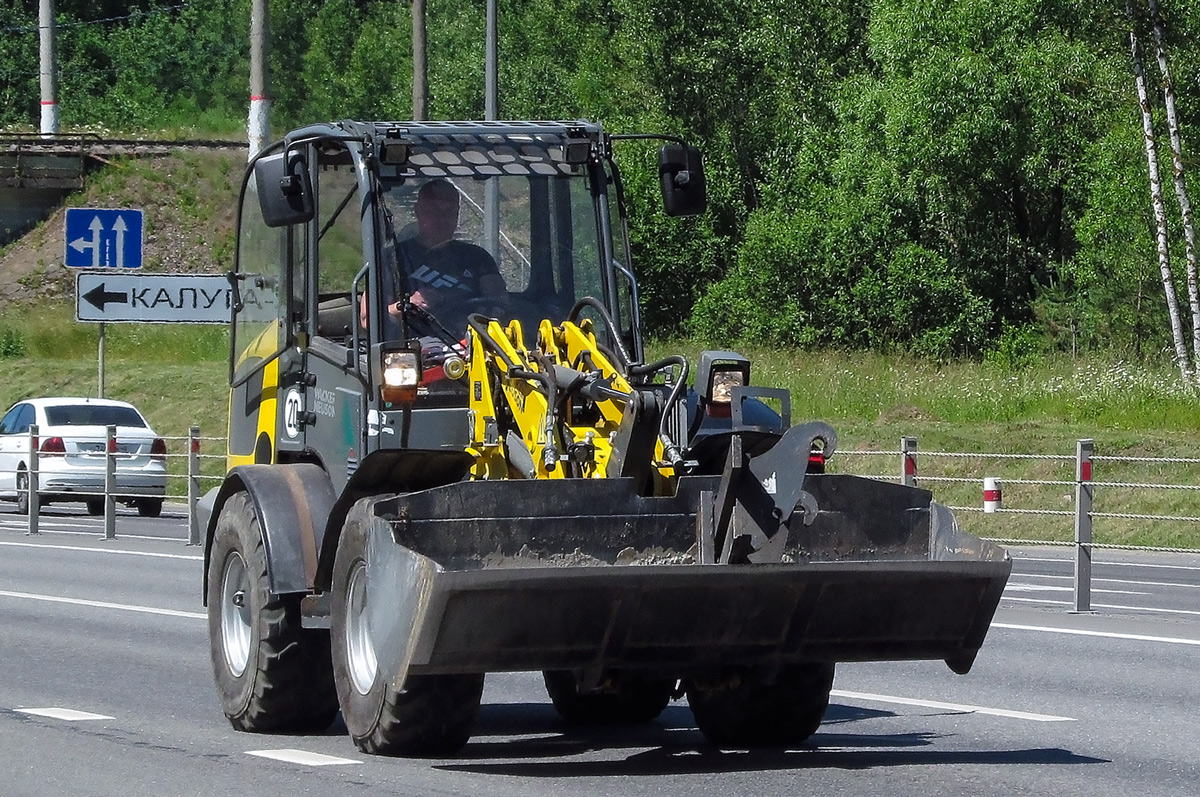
top-left (358, 474), bottom-right (1011, 694)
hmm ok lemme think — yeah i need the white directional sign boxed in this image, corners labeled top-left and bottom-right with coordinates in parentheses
top-left (64, 208), bottom-right (144, 269)
top-left (75, 273), bottom-right (231, 324)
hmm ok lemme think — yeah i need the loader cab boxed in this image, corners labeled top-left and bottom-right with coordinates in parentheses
top-left (227, 121), bottom-right (703, 494)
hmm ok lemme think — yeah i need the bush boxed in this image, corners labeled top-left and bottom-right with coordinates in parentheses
top-left (0, 326), bottom-right (27, 358)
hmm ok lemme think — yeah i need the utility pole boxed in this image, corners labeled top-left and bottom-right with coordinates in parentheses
top-left (39, 0), bottom-right (58, 135)
top-left (412, 0), bottom-right (427, 119)
top-left (483, 0), bottom-right (499, 257)
top-left (249, 0), bottom-right (270, 158)
top-left (485, 0), bottom-right (497, 120)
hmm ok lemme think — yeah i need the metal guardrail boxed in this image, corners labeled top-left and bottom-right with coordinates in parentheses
top-left (8, 425), bottom-right (225, 545)
top-left (7, 430), bottom-right (1198, 613)
top-left (837, 436), bottom-right (1200, 612)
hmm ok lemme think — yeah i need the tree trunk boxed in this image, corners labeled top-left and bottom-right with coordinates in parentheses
top-left (1149, 0), bottom-right (1200, 384)
top-left (412, 0), bottom-right (427, 120)
top-left (1128, 0), bottom-right (1191, 383)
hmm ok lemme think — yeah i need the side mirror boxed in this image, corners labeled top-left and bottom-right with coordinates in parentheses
top-left (254, 148), bottom-right (314, 228)
top-left (658, 144), bottom-right (706, 217)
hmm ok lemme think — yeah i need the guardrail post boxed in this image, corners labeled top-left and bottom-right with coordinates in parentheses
top-left (1073, 438), bottom-right (1094, 613)
top-left (901, 436), bottom-right (918, 486)
top-left (103, 424), bottom-right (117, 540)
top-left (187, 426), bottom-right (201, 546)
top-left (26, 424), bottom-right (40, 535)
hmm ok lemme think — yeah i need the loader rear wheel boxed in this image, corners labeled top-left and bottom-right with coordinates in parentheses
top-left (206, 491), bottom-right (339, 733)
top-left (331, 499), bottom-right (484, 757)
top-left (686, 662), bottom-right (835, 748)
top-left (543, 670), bottom-right (673, 725)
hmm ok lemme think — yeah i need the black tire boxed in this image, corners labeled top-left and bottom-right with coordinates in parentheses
top-left (686, 663), bottom-right (835, 748)
top-left (543, 670), bottom-right (673, 725)
top-left (16, 469), bottom-right (30, 515)
top-left (331, 498), bottom-right (484, 756)
top-left (206, 491), bottom-right (339, 733)
top-left (137, 498), bottom-right (163, 518)
top-left (86, 498), bottom-right (103, 516)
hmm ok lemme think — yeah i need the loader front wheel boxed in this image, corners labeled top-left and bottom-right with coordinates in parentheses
top-left (543, 670), bottom-right (673, 725)
top-left (331, 499), bottom-right (484, 757)
top-left (206, 491), bottom-right (339, 733)
top-left (686, 662), bottom-right (835, 748)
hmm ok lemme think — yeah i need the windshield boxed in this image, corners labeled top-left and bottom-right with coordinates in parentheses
top-left (376, 172), bottom-right (605, 337)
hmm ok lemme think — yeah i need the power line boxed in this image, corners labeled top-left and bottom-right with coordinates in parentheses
top-left (2, 3), bottom-right (193, 35)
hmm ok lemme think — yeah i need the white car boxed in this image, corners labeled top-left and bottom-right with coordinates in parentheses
top-left (0, 397), bottom-right (167, 517)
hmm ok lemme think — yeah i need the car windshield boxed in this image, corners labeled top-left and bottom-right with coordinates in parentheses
top-left (44, 405), bottom-right (147, 428)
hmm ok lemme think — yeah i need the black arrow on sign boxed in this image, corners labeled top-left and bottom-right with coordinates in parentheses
top-left (83, 282), bottom-right (128, 311)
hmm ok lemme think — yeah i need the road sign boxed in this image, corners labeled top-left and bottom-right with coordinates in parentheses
top-left (75, 273), bottom-right (231, 324)
top-left (64, 208), bottom-right (144, 268)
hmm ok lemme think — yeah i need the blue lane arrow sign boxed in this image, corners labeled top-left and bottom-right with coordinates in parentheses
top-left (64, 208), bottom-right (144, 269)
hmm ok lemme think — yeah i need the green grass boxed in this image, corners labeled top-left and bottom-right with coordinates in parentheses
top-left (3, 311), bottom-right (1198, 549)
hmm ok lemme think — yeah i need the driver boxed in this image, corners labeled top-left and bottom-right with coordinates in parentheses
top-left (388, 178), bottom-right (508, 331)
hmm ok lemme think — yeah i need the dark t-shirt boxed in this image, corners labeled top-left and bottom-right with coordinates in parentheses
top-left (397, 238), bottom-right (501, 324)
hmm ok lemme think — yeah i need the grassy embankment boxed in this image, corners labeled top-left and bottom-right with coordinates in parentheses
top-left (2, 302), bottom-right (1198, 550)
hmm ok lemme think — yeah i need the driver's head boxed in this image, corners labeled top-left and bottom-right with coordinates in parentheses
top-left (415, 179), bottom-right (460, 247)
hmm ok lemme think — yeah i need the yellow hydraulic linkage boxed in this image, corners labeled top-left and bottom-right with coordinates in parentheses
top-left (463, 314), bottom-right (674, 486)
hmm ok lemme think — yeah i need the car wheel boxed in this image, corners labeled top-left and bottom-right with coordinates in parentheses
top-left (16, 469), bottom-right (31, 515)
top-left (137, 498), bottom-right (163, 518)
top-left (86, 498), bottom-right (104, 516)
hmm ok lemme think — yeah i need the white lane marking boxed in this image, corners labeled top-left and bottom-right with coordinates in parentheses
top-left (831, 690), bottom-right (1074, 722)
top-left (1001, 595), bottom-right (1200, 617)
top-left (246, 749), bottom-right (361, 766)
top-left (1018, 556), bottom-right (1200, 573)
top-left (16, 708), bottom-right (114, 721)
top-left (0, 540), bottom-right (200, 561)
top-left (994, 621), bottom-right (1200, 646)
top-left (0, 589), bottom-right (204, 620)
top-left (1005, 582), bottom-right (1148, 596)
top-left (1015, 572), bottom-right (1200, 590)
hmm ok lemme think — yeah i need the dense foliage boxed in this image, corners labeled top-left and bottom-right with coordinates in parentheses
top-left (2, 0), bottom-right (1198, 359)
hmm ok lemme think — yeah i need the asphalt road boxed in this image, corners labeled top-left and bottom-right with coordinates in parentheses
top-left (1, 506), bottom-right (1198, 796)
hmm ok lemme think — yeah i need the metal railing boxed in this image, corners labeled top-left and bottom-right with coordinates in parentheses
top-left (8, 428), bottom-right (1198, 613)
top-left (8, 425), bottom-right (225, 545)
top-left (837, 436), bottom-right (1200, 612)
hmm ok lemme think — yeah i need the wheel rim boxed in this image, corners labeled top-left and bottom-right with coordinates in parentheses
top-left (219, 551), bottom-right (252, 677)
top-left (344, 560), bottom-right (378, 695)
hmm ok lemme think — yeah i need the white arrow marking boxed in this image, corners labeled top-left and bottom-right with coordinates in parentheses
top-left (88, 216), bottom-right (103, 267)
top-left (69, 216), bottom-right (104, 264)
top-left (113, 215), bottom-right (128, 268)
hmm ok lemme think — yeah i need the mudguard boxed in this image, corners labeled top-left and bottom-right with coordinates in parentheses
top-left (201, 463), bottom-right (337, 602)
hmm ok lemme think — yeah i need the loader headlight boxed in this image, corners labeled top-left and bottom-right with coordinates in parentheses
top-left (710, 369), bottom-right (744, 404)
top-left (696, 351), bottom-right (751, 418)
top-left (380, 347), bottom-right (421, 405)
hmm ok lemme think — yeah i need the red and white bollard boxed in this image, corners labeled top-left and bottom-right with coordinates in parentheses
top-left (983, 477), bottom-right (1003, 513)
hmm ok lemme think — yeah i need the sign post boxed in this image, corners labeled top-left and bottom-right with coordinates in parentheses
top-left (65, 207), bottom-right (146, 397)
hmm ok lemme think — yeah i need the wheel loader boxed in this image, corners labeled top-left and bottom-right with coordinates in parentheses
top-left (199, 119), bottom-right (1011, 756)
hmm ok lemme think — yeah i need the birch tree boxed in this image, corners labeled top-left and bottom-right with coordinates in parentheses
top-left (1127, 0), bottom-right (1191, 383)
top-left (1148, 0), bottom-right (1200, 382)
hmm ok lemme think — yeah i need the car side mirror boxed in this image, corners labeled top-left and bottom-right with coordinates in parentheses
top-left (254, 148), bottom-right (314, 228)
top-left (658, 144), bottom-right (706, 217)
